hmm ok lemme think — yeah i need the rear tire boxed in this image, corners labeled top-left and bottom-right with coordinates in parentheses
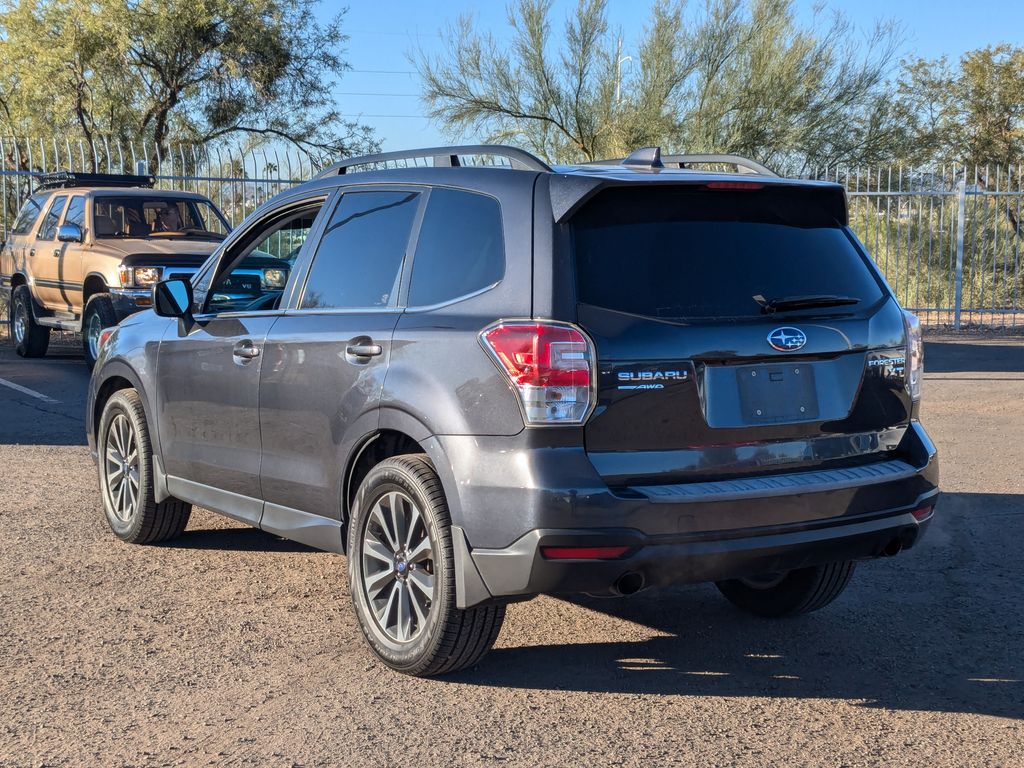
top-left (716, 561), bottom-right (855, 617)
top-left (348, 454), bottom-right (505, 676)
top-left (83, 293), bottom-right (118, 370)
top-left (11, 285), bottom-right (50, 358)
top-left (98, 389), bottom-right (191, 544)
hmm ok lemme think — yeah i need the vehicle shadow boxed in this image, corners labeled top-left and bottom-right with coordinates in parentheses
top-left (452, 491), bottom-right (1024, 720)
top-left (168, 526), bottom-right (317, 553)
top-left (925, 340), bottom-right (1024, 373)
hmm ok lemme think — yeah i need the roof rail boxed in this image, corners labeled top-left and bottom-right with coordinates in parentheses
top-left (34, 171), bottom-right (156, 190)
top-left (316, 145), bottom-right (552, 178)
top-left (660, 153), bottom-right (778, 177)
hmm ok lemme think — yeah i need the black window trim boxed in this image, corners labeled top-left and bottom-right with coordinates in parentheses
top-left (289, 183), bottom-right (428, 315)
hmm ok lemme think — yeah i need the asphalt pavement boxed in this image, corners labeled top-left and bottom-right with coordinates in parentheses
top-left (0, 336), bottom-right (1022, 766)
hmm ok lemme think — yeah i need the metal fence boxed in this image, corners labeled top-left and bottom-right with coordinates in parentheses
top-left (2, 139), bottom-right (1023, 331)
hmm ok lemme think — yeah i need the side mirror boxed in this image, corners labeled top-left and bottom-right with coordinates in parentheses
top-left (57, 223), bottom-right (83, 243)
top-left (153, 278), bottom-right (194, 326)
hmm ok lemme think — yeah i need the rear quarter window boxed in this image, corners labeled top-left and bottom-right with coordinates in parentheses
top-left (572, 186), bottom-right (885, 321)
top-left (408, 188), bottom-right (504, 307)
top-left (11, 194), bottom-right (49, 236)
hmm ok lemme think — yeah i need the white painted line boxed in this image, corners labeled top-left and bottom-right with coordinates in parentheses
top-left (0, 377), bottom-right (60, 404)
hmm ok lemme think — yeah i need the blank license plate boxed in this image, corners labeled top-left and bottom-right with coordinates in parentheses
top-left (736, 363), bottom-right (818, 423)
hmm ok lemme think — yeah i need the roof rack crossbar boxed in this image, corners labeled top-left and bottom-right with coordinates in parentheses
top-left (660, 153), bottom-right (778, 177)
top-left (316, 145), bottom-right (551, 177)
top-left (33, 171), bottom-right (156, 190)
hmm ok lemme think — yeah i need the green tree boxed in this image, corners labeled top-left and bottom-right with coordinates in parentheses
top-left (415, 0), bottom-right (906, 171)
top-left (0, 0), bottom-right (376, 167)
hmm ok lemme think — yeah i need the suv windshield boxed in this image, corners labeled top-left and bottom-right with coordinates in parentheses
top-left (572, 186), bottom-right (884, 322)
top-left (93, 196), bottom-right (230, 241)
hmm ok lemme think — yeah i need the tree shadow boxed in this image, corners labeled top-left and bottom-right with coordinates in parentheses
top-left (451, 492), bottom-right (1024, 720)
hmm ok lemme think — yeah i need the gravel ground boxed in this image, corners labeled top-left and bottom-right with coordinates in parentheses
top-left (0, 337), bottom-right (1022, 767)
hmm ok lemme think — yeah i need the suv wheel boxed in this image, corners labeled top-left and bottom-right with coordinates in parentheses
top-left (348, 454), bottom-right (505, 676)
top-left (98, 389), bottom-right (192, 544)
top-left (10, 285), bottom-right (50, 358)
top-left (83, 293), bottom-right (117, 370)
top-left (715, 561), bottom-right (855, 617)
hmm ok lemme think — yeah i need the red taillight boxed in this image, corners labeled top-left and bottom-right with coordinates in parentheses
top-left (911, 504), bottom-right (934, 521)
top-left (541, 546), bottom-right (630, 560)
top-left (705, 181), bottom-right (765, 190)
top-left (480, 321), bottom-right (594, 424)
top-left (98, 329), bottom-right (115, 354)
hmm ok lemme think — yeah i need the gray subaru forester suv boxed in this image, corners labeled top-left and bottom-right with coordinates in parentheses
top-left (86, 145), bottom-right (939, 676)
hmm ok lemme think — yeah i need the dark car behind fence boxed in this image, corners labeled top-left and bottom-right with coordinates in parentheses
top-left (2, 139), bottom-right (1023, 335)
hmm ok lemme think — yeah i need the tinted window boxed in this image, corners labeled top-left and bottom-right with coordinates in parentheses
top-left (64, 196), bottom-right (86, 228)
top-left (300, 191), bottom-right (419, 310)
top-left (12, 194), bottom-right (49, 236)
top-left (37, 196), bottom-right (68, 240)
top-left (408, 189), bottom-right (504, 307)
top-left (573, 187), bottom-right (884, 321)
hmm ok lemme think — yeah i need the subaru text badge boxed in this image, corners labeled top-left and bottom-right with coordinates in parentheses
top-left (767, 327), bottom-right (807, 351)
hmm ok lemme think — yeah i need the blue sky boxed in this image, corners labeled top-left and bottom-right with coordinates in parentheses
top-left (324, 0), bottom-right (1024, 151)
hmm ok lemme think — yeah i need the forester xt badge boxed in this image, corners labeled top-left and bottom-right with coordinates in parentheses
top-left (617, 369), bottom-right (689, 390)
top-left (767, 327), bottom-right (807, 352)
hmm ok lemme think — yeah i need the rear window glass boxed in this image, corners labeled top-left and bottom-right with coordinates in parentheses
top-left (572, 187), bottom-right (884, 321)
top-left (409, 189), bottom-right (504, 307)
top-left (37, 196), bottom-right (68, 240)
top-left (11, 194), bottom-right (48, 235)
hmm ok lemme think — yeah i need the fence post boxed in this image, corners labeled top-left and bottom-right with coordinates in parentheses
top-left (954, 178), bottom-right (967, 330)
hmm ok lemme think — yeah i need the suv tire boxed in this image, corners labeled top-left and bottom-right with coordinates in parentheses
top-left (10, 285), bottom-right (50, 358)
top-left (715, 561), bottom-right (855, 617)
top-left (348, 454), bottom-right (505, 676)
top-left (98, 389), bottom-right (192, 544)
top-left (83, 293), bottom-right (117, 370)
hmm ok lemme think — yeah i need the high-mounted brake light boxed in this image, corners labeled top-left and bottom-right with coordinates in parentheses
top-left (903, 310), bottom-right (923, 402)
top-left (705, 181), bottom-right (765, 190)
top-left (480, 321), bottom-right (595, 425)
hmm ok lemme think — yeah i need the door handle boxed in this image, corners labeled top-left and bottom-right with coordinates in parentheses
top-left (53, 248), bottom-right (62, 257)
top-left (346, 342), bottom-right (382, 357)
top-left (232, 340), bottom-right (261, 361)
top-left (29, 248), bottom-right (36, 258)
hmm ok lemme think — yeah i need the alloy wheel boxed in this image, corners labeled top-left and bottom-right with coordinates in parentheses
top-left (86, 312), bottom-right (103, 360)
top-left (360, 490), bottom-right (436, 643)
top-left (13, 299), bottom-right (27, 344)
top-left (103, 413), bottom-right (140, 522)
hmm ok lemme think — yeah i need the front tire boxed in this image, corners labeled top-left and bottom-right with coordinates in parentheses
top-left (348, 454), bottom-right (505, 676)
top-left (98, 389), bottom-right (191, 544)
top-left (83, 293), bottom-right (118, 370)
top-left (10, 285), bottom-right (50, 358)
top-left (716, 561), bottom-right (855, 617)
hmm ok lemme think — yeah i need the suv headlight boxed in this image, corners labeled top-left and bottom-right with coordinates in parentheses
top-left (133, 267), bottom-right (163, 287)
top-left (263, 268), bottom-right (288, 289)
top-left (903, 310), bottom-right (923, 402)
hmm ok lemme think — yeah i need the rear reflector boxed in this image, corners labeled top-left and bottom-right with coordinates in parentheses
top-left (540, 546), bottom-right (630, 560)
top-left (911, 504), bottom-right (934, 521)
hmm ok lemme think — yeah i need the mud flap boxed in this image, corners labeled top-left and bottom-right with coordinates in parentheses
top-left (452, 524), bottom-right (493, 609)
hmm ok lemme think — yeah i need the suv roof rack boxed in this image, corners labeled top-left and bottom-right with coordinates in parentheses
top-left (316, 145), bottom-right (552, 177)
top-left (34, 171), bottom-right (156, 190)
top-left (590, 147), bottom-right (778, 177)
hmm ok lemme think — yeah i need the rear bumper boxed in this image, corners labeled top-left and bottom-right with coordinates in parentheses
top-left (428, 421), bottom-right (938, 607)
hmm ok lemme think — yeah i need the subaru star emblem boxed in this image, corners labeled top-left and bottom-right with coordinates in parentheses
top-left (767, 327), bottom-right (807, 352)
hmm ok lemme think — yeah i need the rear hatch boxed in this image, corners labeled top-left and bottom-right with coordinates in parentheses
top-left (569, 183), bottom-right (912, 489)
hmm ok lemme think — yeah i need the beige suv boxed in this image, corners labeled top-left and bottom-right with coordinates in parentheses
top-left (0, 173), bottom-right (244, 367)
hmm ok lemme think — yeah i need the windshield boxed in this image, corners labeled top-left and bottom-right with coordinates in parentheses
top-left (572, 186), bottom-right (885, 322)
top-left (93, 196), bottom-right (230, 240)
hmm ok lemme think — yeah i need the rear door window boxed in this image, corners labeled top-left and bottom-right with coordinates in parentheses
top-left (408, 188), bottom-right (504, 307)
top-left (64, 196), bottom-right (86, 228)
top-left (37, 196), bottom-right (68, 240)
top-left (299, 190), bottom-right (420, 310)
top-left (11, 194), bottom-right (49, 236)
top-left (572, 186), bottom-right (884, 321)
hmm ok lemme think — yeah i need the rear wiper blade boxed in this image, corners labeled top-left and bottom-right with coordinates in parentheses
top-left (753, 294), bottom-right (860, 313)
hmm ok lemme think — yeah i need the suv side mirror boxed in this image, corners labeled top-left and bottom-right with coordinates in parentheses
top-left (57, 223), bottom-right (83, 243)
top-left (153, 278), bottom-right (194, 325)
